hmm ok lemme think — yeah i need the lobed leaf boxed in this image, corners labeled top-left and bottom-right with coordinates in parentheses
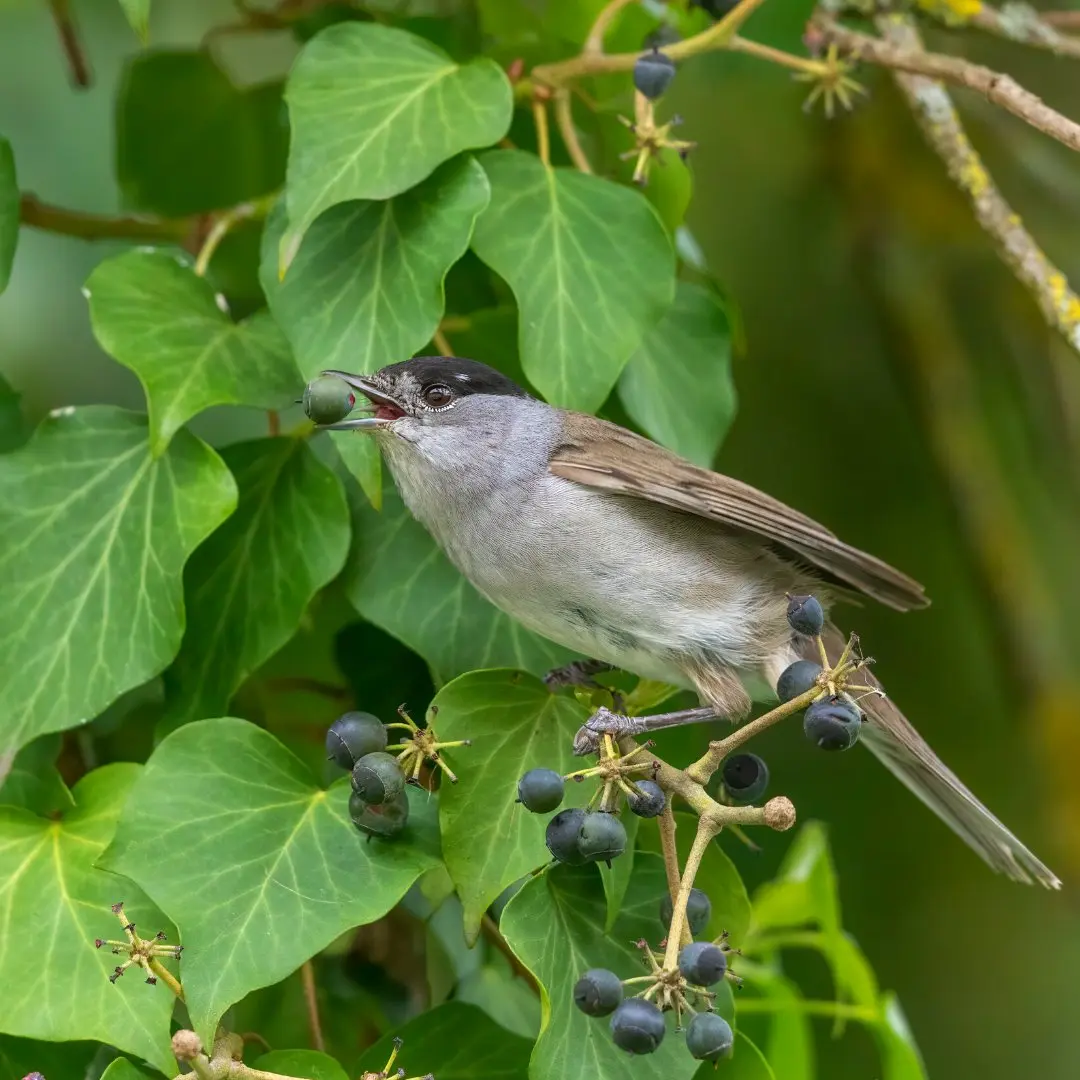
top-left (283, 23), bottom-right (511, 256)
top-left (619, 281), bottom-right (736, 468)
top-left (86, 251), bottom-right (299, 454)
top-left (471, 149), bottom-right (675, 412)
top-left (164, 437), bottom-right (350, 725)
top-left (428, 670), bottom-right (591, 942)
top-left (0, 765), bottom-right (176, 1076)
top-left (117, 0), bottom-right (151, 43)
top-left (252, 1050), bottom-right (349, 1080)
top-left (0, 734), bottom-right (73, 816)
top-left (0, 408), bottom-right (236, 763)
top-left (100, 717), bottom-right (441, 1047)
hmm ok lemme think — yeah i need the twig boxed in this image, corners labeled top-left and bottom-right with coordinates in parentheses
top-left (300, 960), bottom-right (325, 1052)
top-left (584, 0), bottom-right (640, 55)
top-left (554, 91), bottom-right (594, 174)
top-left (481, 913), bottom-right (541, 993)
top-left (48, 0), bottom-right (91, 88)
top-left (657, 803), bottom-right (689, 946)
top-left (19, 194), bottom-right (191, 243)
top-left (662, 819), bottom-right (717, 968)
top-left (432, 327), bottom-right (454, 355)
top-left (1042, 11), bottom-right (1080, 30)
top-left (193, 196), bottom-right (273, 277)
top-left (874, 13), bottom-right (1080, 356)
top-left (969, 4), bottom-right (1080, 60)
top-left (814, 14), bottom-right (1080, 154)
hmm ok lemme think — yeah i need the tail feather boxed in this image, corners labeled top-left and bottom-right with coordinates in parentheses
top-left (808, 624), bottom-right (1062, 889)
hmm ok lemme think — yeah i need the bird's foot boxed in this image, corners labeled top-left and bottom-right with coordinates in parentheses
top-left (572, 704), bottom-right (720, 756)
top-left (544, 658), bottom-right (617, 692)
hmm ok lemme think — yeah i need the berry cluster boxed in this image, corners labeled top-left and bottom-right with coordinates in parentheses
top-left (775, 594), bottom-right (867, 752)
top-left (571, 886), bottom-right (741, 1062)
top-left (326, 706), bottom-right (471, 838)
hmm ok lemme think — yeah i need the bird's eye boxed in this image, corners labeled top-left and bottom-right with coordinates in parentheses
top-left (423, 384), bottom-right (454, 409)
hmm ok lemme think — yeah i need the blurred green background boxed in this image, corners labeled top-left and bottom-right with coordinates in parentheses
top-left (3, 1), bottom-right (1080, 1077)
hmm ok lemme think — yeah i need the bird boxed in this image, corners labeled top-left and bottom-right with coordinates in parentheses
top-left (317, 354), bottom-right (1061, 889)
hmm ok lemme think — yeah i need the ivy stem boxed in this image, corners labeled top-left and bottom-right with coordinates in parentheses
top-left (553, 91), bottom-right (593, 174)
top-left (300, 960), bottom-right (325, 1052)
top-left (733, 998), bottom-right (879, 1022)
top-left (432, 327), bottom-right (454, 355)
top-left (19, 194), bottom-right (191, 243)
top-left (657, 802), bottom-right (689, 946)
top-left (193, 194), bottom-right (275, 277)
top-left (47, 0), bottom-right (91, 87)
top-left (149, 958), bottom-right (184, 1000)
top-left (583, 0), bottom-right (638, 55)
top-left (662, 817), bottom-right (719, 970)
top-left (532, 98), bottom-right (551, 166)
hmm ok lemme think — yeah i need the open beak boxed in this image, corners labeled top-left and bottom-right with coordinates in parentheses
top-left (313, 369), bottom-right (402, 430)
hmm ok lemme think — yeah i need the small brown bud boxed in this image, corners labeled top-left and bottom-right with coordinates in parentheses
top-left (94, 939), bottom-right (104, 948)
top-left (763, 796), bottom-right (796, 832)
top-left (110, 901), bottom-right (124, 913)
top-left (171, 1030), bottom-right (203, 1062)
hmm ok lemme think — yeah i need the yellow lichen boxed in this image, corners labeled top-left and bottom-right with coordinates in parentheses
top-left (916, 0), bottom-right (982, 24)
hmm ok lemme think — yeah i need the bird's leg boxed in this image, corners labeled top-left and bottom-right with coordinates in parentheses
top-left (544, 657), bottom-right (617, 692)
top-left (572, 704), bottom-right (720, 756)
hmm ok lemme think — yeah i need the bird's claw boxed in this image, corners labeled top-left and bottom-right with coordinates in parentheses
top-left (572, 706), bottom-right (643, 756)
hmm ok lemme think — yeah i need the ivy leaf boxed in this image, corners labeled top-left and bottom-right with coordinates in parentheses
top-left (0, 734), bottom-right (73, 816)
top-left (0, 765), bottom-right (176, 1076)
top-left (252, 1050), bottom-right (348, 1080)
top-left (744, 968), bottom-right (813, 1080)
top-left (100, 717), bottom-right (441, 1048)
top-left (164, 438), bottom-right (350, 725)
top-left (355, 1001), bottom-right (531, 1080)
top-left (501, 861), bottom-right (699, 1080)
top-left (262, 157), bottom-right (488, 378)
top-left (0, 135), bottom-right (16, 294)
top-left (639, 811), bottom-right (752, 943)
top-left (875, 993), bottom-right (928, 1080)
top-left (345, 477), bottom-right (573, 682)
top-left (99, 1060), bottom-right (160, 1080)
top-left (0, 1035), bottom-right (98, 1080)
top-left (117, 52), bottom-right (285, 216)
top-left (86, 251), bottom-right (299, 455)
top-left (619, 281), bottom-right (736, 467)
top-left (117, 0), bottom-right (151, 44)
top-left (428, 670), bottom-right (590, 943)
top-left (0, 373), bottom-right (27, 453)
top-left (283, 23), bottom-right (512, 258)
top-left (0, 408), bottom-right (236, 763)
top-left (471, 149), bottom-right (675, 412)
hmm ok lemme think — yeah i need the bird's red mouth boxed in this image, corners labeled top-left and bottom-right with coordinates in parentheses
top-left (374, 402), bottom-right (406, 422)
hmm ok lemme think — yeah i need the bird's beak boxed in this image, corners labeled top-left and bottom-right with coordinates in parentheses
top-left (313, 369), bottom-right (402, 430)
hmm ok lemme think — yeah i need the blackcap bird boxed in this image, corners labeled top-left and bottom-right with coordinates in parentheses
top-left (321, 355), bottom-right (1060, 889)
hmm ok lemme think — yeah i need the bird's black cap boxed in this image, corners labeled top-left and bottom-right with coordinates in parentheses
top-left (380, 356), bottom-right (530, 399)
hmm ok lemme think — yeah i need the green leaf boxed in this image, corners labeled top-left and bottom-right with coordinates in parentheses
top-left (252, 1050), bottom-right (349, 1080)
top-left (117, 0), bottom-right (151, 43)
top-left (457, 949), bottom-right (542, 1040)
top-left (99, 1059), bottom-right (160, 1080)
top-left (428, 670), bottom-right (590, 942)
top-left (749, 970), bottom-right (814, 1080)
top-left (283, 23), bottom-right (511, 256)
top-left (0, 765), bottom-right (176, 1076)
top-left (117, 52), bottom-right (285, 216)
top-left (694, 1033), bottom-right (776, 1080)
top-left (355, 1001), bottom-right (531, 1080)
top-left (471, 150), bottom-right (675, 411)
top-left (0, 135), bottom-right (16, 294)
top-left (639, 811), bottom-right (752, 943)
top-left (618, 281), bottom-right (736, 467)
top-left (0, 407), bottom-right (236, 762)
top-left (0, 373), bottom-right (27, 453)
top-left (86, 251), bottom-right (299, 454)
top-left (598, 807), bottom-right (638, 932)
top-left (163, 438), bottom-right (350, 725)
top-left (262, 157), bottom-right (488, 378)
top-left (0, 1036), bottom-right (97, 1080)
top-left (0, 734), bottom-right (73, 815)
top-left (501, 861), bottom-right (698, 1080)
top-left (875, 993), bottom-right (928, 1080)
top-left (752, 823), bottom-right (839, 935)
top-left (99, 717), bottom-right (441, 1047)
top-left (345, 477), bottom-right (572, 682)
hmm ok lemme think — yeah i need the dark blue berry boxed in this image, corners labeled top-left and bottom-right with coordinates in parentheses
top-left (517, 768), bottom-right (565, 813)
top-left (573, 968), bottom-right (623, 1016)
top-left (721, 753), bottom-right (769, 804)
top-left (804, 695), bottom-right (861, 751)
top-left (678, 941), bottom-right (727, 986)
top-left (578, 811), bottom-right (627, 863)
top-left (660, 888), bottom-right (711, 937)
top-left (633, 48), bottom-right (676, 101)
top-left (627, 779), bottom-right (665, 818)
top-left (326, 711), bottom-right (387, 769)
top-left (546, 808), bottom-right (589, 865)
top-left (351, 751), bottom-right (405, 805)
top-left (786, 594), bottom-right (824, 636)
top-left (686, 1011), bottom-right (734, 1062)
top-left (777, 659), bottom-right (822, 703)
top-left (349, 789), bottom-right (409, 837)
top-left (610, 997), bottom-right (666, 1054)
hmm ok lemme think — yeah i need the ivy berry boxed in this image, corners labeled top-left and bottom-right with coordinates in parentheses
top-left (546, 808), bottom-right (589, 865)
top-left (685, 1012), bottom-right (734, 1063)
top-left (786, 593), bottom-right (824, 636)
top-left (776, 659), bottom-right (822, 703)
top-left (302, 373), bottom-right (356, 425)
top-left (627, 778), bottom-right (665, 818)
top-left (349, 789), bottom-right (409, 838)
top-left (351, 751), bottom-right (406, 805)
top-left (633, 48), bottom-right (676, 101)
top-left (660, 887), bottom-right (711, 937)
top-left (573, 968), bottom-right (623, 1017)
top-left (677, 941), bottom-right (728, 987)
top-left (326, 711), bottom-right (387, 770)
top-left (721, 752), bottom-right (769, 804)
top-left (517, 767), bottom-right (565, 813)
top-left (578, 811), bottom-right (628, 864)
top-left (610, 997), bottom-right (666, 1055)
top-left (804, 696), bottom-right (862, 751)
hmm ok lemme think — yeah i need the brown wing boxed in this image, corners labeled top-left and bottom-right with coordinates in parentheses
top-left (549, 412), bottom-right (929, 612)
